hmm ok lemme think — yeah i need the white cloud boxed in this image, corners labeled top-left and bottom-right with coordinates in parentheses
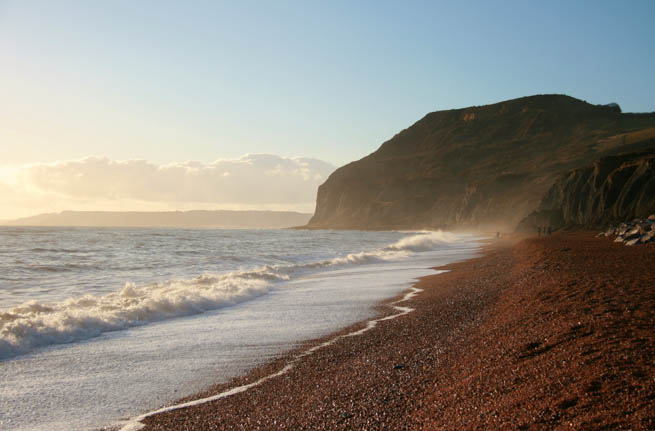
top-left (0, 154), bottom-right (335, 219)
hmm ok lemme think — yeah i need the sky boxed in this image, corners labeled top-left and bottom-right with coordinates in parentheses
top-left (0, 0), bottom-right (653, 219)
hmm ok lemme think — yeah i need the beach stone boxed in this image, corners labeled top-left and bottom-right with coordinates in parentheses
top-left (598, 227), bottom-right (616, 237)
top-left (625, 237), bottom-right (640, 246)
top-left (626, 227), bottom-right (640, 236)
top-left (599, 218), bottom-right (655, 245)
top-left (624, 232), bottom-right (640, 242)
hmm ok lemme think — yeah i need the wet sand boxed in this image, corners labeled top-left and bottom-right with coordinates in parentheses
top-left (131, 232), bottom-right (654, 430)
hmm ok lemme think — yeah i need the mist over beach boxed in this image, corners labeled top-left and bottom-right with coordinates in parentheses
top-left (1, 1), bottom-right (654, 430)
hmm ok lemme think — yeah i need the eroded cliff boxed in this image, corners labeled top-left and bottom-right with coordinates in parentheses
top-left (517, 151), bottom-right (655, 231)
top-left (307, 95), bottom-right (655, 230)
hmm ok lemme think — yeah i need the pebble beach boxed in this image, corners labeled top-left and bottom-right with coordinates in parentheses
top-left (125, 232), bottom-right (654, 430)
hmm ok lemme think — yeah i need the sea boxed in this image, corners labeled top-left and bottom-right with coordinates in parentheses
top-left (0, 227), bottom-right (481, 431)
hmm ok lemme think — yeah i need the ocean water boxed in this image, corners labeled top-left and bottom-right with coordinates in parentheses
top-left (0, 227), bottom-right (481, 431)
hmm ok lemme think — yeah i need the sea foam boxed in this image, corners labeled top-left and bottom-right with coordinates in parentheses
top-left (0, 231), bottom-right (454, 360)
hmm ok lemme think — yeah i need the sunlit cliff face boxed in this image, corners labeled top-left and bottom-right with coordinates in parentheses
top-left (0, 154), bottom-right (334, 220)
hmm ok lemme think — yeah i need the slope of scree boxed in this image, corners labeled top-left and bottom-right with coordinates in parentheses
top-left (307, 94), bottom-right (655, 230)
top-left (517, 149), bottom-right (655, 231)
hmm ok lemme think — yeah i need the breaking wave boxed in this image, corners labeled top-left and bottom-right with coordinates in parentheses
top-left (0, 231), bottom-right (455, 360)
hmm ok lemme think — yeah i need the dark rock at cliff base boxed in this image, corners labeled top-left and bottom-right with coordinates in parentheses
top-left (517, 151), bottom-right (655, 231)
top-left (307, 94), bottom-right (655, 231)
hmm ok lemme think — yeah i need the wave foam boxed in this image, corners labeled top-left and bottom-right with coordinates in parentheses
top-left (385, 230), bottom-right (456, 252)
top-left (0, 231), bottom-right (456, 360)
top-left (0, 273), bottom-right (276, 360)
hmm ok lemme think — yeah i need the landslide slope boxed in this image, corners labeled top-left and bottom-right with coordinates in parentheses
top-left (307, 95), bottom-right (655, 230)
top-left (517, 151), bottom-right (655, 230)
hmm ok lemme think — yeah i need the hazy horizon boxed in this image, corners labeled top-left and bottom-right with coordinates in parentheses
top-left (0, 154), bottom-right (334, 219)
top-left (1, 208), bottom-right (314, 228)
top-left (1, 0), bottom-right (653, 219)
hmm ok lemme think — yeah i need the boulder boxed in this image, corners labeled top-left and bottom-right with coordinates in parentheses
top-left (599, 215), bottom-right (655, 246)
top-left (625, 237), bottom-right (641, 246)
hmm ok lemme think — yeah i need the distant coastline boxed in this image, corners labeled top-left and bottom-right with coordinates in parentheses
top-left (2, 210), bottom-right (312, 229)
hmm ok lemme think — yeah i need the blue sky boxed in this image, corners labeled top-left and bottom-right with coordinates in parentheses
top-left (0, 0), bottom-right (653, 217)
top-left (2, 0), bottom-right (654, 166)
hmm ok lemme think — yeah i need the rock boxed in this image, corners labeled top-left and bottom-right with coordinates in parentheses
top-left (600, 216), bottom-right (655, 246)
top-left (625, 237), bottom-right (640, 246)
top-left (627, 227), bottom-right (640, 236)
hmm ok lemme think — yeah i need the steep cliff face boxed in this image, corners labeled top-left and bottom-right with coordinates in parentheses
top-left (308, 95), bottom-right (655, 230)
top-left (517, 151), bottom-right (655, 230)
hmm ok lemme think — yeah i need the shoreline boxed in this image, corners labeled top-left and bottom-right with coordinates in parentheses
top-left (115, 285), bottom-right (427, 431)
top-left (115, 232), bottom-right (654, 430)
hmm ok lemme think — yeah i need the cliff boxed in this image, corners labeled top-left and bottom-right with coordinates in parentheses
top-left (307, 95), bottom-right (655, 231)
top-left (517, 151), bottom-right (655, 231)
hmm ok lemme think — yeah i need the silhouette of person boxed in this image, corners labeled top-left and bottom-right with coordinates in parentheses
top-left (537, 226), bottom-right (542, 237)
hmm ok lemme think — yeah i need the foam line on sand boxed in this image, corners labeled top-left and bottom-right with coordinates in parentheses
top-left (115, 284), bottom-right (425, 431)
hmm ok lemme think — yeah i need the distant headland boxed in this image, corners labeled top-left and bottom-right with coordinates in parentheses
top-left (2, 210), bottom-right (312, 229)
